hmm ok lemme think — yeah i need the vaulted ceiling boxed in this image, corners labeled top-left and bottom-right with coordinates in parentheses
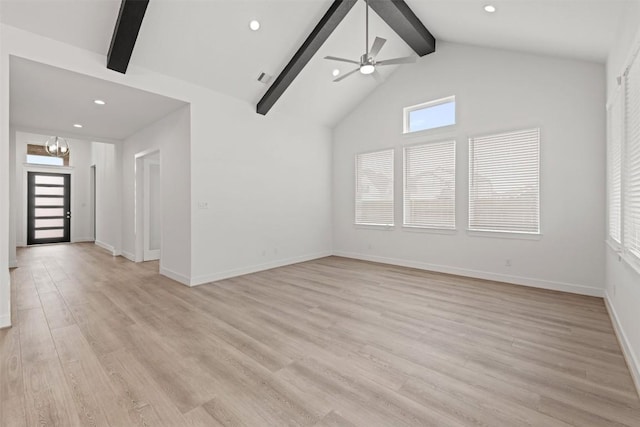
top-left (0, 0), bottom-right (629, 130)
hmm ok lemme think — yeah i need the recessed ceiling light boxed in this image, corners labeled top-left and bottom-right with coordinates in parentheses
top-left (249, 20), bottom-right (260, 31)
top-left (73, 124), bottom-right (83, 128)
top-left (484, 4), bottom-right (496, 13)
top-left (332, 69), bottom-right (340, 77)
top-left (94, 99), bottom-right (106, 105)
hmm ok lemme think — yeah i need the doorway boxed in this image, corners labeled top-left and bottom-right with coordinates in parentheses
top-left (27, 172), bottom-right (71, 245)
top-left (143, 157), bottom-right (161, 261)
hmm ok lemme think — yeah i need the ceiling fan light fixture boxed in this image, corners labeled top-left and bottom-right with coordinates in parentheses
top-left (360, 64), bottom-right (375, 75)
top-left (332, 69), bottom-right (340, 77)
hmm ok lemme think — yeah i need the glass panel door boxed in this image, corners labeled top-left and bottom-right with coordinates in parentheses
top-left (27, 172), bottom-right (71, 245)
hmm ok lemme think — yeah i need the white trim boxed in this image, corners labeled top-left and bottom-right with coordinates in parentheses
top-left (402, 226), bottom-right (457, 235)
top-left (72, 237), bottom-right (95, 243)
top-left (9, 259), bottom-right (17, 268)
top-left (0, 314), bottom-right (11, 329)
top-left (159, 266), bottom-right (191, 287)
top-left (466, 229), bottom-right (543, 241)
top-left (332, 250), bottom-right (604, 297)
top-left (94, 240), bottom-right (119, 256)
top-left (190, 251), bottom-right (333, 287)
top-left (121, 251), bottom-right (136, 262)
top-left (605, 293), bottom-right (640, 398)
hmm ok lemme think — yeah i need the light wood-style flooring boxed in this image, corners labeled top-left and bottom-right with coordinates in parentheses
top-left (1, 243), bottom-right (639, 426)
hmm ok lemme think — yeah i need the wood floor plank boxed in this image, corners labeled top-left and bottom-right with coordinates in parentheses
top-left (0, 327), bottom-right (26, 427)
top-left (2, 243), bottom-right (639, 426)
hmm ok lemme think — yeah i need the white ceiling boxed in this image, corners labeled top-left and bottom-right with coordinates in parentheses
top-left (407, 0), bottom-right (628, 63)
top-left (0, 0), bottom-right (630, 129)
top-left (10, 56), bottom-right (187, 140)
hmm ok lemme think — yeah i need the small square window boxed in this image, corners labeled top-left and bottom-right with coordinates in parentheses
top-left (403, 96), bottom-right (456, 134)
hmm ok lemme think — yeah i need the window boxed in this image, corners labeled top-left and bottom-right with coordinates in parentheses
top-left (403, 96), bottom-right (455, 134)
top-left (607, 89), bottom-right (622, 244)
top-left (624, 50), bottom-right (640, 260)
top-left (26, 144), bottom-right (69, 166)
top-left (404, 140), bottom-right (456, 229)
top-left (355, 149), bottom-right (394, 226)
top-left (469, 128), bottom-right (540, 234)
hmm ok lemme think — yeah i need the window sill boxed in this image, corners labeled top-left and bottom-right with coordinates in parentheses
top-left (402, 226), bottom-right (457, 235)
top-left (354, 224), bottom-right (395, 231)
top-left (607, 241), bottom-right (640, 276)
top-left (466, 229), bottom-right (542, 240)
top-left (23, 163), bottom-right (74, 171)
top-left (402, 125), bottom-right (457, 140)
top-left (606, 238), bottom-right (622, 253)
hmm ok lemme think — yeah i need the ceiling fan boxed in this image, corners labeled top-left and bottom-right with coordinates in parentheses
top-left (324, 0), bottom-right (416, 82)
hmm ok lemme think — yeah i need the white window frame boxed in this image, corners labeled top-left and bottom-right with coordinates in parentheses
top-left (468, 127), bottom-right (541, 236)
top-left (622, 45), bottom-right (640, 270)
top-left (403, 96), bottom-right (456, 135)
top-left (607, 87), bottom-right (623, 246)
top-left (354, 148), bottom-right (395, 227)
top-left (403, 140), bottom-right (456, 230)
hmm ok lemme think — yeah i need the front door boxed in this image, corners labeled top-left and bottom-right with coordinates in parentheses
top-left (27, 172), bottom-right (71, 245)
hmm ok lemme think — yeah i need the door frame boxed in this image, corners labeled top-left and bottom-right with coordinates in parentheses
top-left (134, 149), bottom-right (161, 263)
top-left (143, 157), bottom-right (161, 261)
top-left (22, 164), bottom-right (75, 246)
top-left (27, 171), bottom-right (71, 245)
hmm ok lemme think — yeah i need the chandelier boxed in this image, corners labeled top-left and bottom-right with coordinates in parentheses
top-left (44, 136), bottom-right (70, 158)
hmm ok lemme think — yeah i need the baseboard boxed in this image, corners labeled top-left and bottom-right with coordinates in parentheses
top-left (332, 251), bottom-right (604, 297)
top-left (190, 250), bottom-right (333, 287)
top-left (94, 240), bottom-right (120, 256)
top-left (72, 237), bottom-right (95, 243)
top-left (0, 314), bottom-right (11, 329)
top-left (159, 266), bottom-right (191, 287)
top-left (120, 251), bottom-right (136, 262)
top-left (605, 293), bottom-right (640, 398)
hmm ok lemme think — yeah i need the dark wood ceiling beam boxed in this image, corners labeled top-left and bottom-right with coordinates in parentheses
top-left (257, 0), bottom-right (358, 116)
top-left (107, 0), bottom-right (150, 74)
top-left (368, 0), bottom-right (435, 56)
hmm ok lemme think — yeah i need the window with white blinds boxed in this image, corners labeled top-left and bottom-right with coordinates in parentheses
top-left (404, 141), bottom-right (456, 229)
top-left (469, 128), bottom-right (540, 234)
top-left (624, 51), bottom-right (640, 259)
top-left (355, 149), bottom-right (394, 226)
top-left (607, 90), bottom-right (622, 244)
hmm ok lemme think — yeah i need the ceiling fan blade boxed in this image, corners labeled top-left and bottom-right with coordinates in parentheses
top-left (370, 70), bottom-right (383, 83)
top-left (369, 37), bottom-right (386, 59)
top-left (333, 68), bottom-right (360, 82)
top-left (324, 56), bottom-right (360, 65)
top-left (377, 56), bottom-right (417, 66)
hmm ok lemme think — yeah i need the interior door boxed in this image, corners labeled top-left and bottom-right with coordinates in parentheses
top-left (27, 172), bottom-right (71, 245)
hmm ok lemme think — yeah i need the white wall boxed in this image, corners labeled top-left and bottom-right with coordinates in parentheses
top-left (91, 141), bottom-right (121, 255)
top-left (121, 106), bottom-right (191, 282)
top-left (12, 131), bottom-right (94, 249)
top-left (189, 103), bottom-right (333, 285)
top-left (605, 1), bottom-right (640, 395)
top-left (0, 22), bottom-right (10, 328)
top-left (333, 42), bottom-right (606, 296)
